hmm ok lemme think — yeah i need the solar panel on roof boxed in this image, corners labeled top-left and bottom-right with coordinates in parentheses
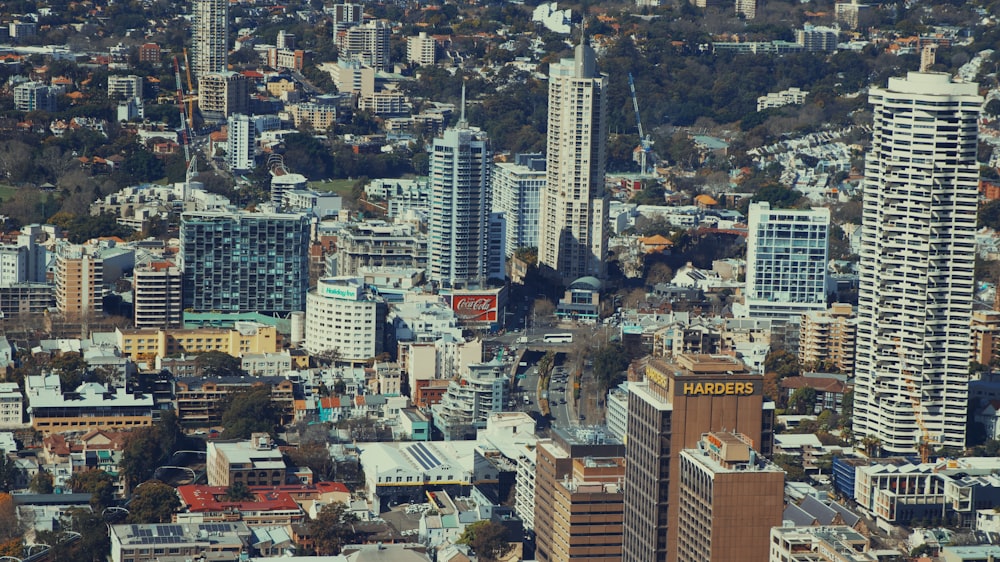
top-left (409, 442), bottom-right (438, 470)
top-left (414, 442), bottom-right (441, 468)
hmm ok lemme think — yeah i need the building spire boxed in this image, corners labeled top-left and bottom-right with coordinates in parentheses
top-left (458, 81), bottom-right (468, 128)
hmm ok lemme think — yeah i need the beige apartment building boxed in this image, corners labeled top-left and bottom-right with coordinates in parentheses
top-left (799, 303), bottom-right (857, 373)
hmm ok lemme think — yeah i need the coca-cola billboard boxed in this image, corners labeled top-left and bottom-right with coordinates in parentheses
top-left (451, 294), bottom-right (498, 323)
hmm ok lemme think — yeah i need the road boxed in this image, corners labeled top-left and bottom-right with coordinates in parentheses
top-left (289, 69), bottom-right (324, 96)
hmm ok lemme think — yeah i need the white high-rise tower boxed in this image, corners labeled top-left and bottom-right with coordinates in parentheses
top-left (538, 36), bottom-right (609, 282)
top-left (192, 0), bottom-right (228, 80)
top-left (853, 72), bottom-right (982, 454)
top-left (428, 91), bottom-right (499, 288)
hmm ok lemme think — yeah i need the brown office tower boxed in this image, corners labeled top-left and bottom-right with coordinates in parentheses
top-left (534, 427), bottom-right (626, 562)
top-left (676, 432), bottom-right (784, 562)
top-left (621, 354), bottom-right (774, 562)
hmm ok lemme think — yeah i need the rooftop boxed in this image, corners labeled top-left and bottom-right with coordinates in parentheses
top-left (110, 522), bottom-right (251, 547)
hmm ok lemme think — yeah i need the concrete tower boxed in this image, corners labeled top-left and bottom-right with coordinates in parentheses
top-left (192, 0), bottom-right (228, 80)
top-left (538, 35), bottom-right (609, 283)
top-left (853, 72), bottom-right (982, 454)
top-left (427, 89), bottom-right (498, 288)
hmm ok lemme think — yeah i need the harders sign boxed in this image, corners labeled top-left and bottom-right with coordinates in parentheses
top-left (452, 294), bottom-right (498, 323)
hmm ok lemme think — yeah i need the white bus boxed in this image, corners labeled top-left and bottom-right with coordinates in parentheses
top-left (543, 333), bottom-right (573, 344)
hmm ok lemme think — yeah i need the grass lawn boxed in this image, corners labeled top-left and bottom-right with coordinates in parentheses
top-left (309, 179), bottom-right (356, 197)
top-left (0, 185), bottom-right (17, 202)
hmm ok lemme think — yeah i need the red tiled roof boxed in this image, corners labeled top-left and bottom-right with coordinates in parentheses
top-left (177, 485), bottom-right (301, 512)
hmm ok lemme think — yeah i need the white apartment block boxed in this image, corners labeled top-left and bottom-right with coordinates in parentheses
top-left (796, 25), bottom-right (839, 52)
top-left (492, 153), bottom-right (544, 256)
top-left (305, 277), bottom-right (383, 361)
top-left (107, 75), bottom-right (143, 100)
top-left (769, 526), bottom-right (877, 562)
top-left (757, 87), bottom-right (809, 112)
top-left (429, 126), bottom-right (494, 287)
top-left (0, 383), bottom-right (22, 427)
top-left (335, 221), bottom-right (428, 276)
top-left (241, 352), bottom-right (293, 377)
top-left (227, 113), bottom-right (255, 172)
top-left (0, 245), bottom-right (26, 289)
top-left (835, 0), bottom-right (873, 30)
top-left (14, 81), bottom-right (56, 112)
top-left (745, 202), bottom-right (830, 321)
top-left (192, 0), bottom-right (228, 79)
top-left (339, 20), bottom-right (390, 71)
top-left (408, 32), bottom-right (436, 66)
top-left (133, 262), bottom-right (183, 329)
top-left (359, 90), bottom-right (411, 115)
top-left (853, 72), bottom-right (982, 454)
top-left (539, 41), bottom-right (609, 282)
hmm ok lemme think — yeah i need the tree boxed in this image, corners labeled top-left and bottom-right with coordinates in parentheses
top-left (65, 214), bottom-right (134, 244)
top-left (50, 351), bottom-right (87, 392)
top-left (126, 480), bottom-right (180, 524)
top-left (37, 508), bottom-right (111, 562)
top-left (980, 199), bottom-right (1000, 231)
top-left (751, 183), bottom-right (803, 208)
top-left (30, 469), bottom-right (54, 494)
top-left (764, 350), bottom-right (800, 378)
top-left (592, 343), bottom-right (630, 394)
top-left (223, 481), bottom-right (253, 502)
top-left (119, 412), bottom-right (184, 489)
top-left (0, 455), bottom-right (19, 493)
top-left (457, 520), bottom-right (513, 561)
top-left (645, 261), bottom-right (674, 286)
top-left (532, 298), bottom-right (556, 327)
top-left (286, 441), bottom-right (336, 481)
top-left (194, 351), bottom-right (243, 377)
top-left (788, 387), bottom-right (817, 415)
top-left (307, 502), bottom-right (359, 555)
top-left (986, 99), bottom-right (1000, 118)
top-left (772, 454), bottom-right (807, 482)
top-left (0, 493), bottom-right (22, 557)
top-left (220, 387), bottom-right (280, 439)
top-left (69, 469), bottom-right (116, 511)
top-left (861, 434), bottom-right (882, 457)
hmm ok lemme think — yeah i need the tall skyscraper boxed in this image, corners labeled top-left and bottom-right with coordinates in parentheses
top-left (539, 38), bottom-right (609, 282)
top-left (745, 202), bottom-right (830, 321)
top-left (492, 153), bottom-right (545, 256)
top-left (622, 354), bottom-right (772, 562)
top-left (192, 0), bottom-right (228, 80)
top-left (180, 210), bottom-right (310, 315)
top-left (428, 107), bottom-right (498, 288)
top-left (853, 72), bottom-right (981, 454)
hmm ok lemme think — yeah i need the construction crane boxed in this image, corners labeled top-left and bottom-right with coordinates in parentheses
top-left (895, 337), bottom-right (933, 464)
top-left (628, 72), bottom-right (654, 176)
top-left (183, 48), bottom-right (195, 131)
top-left (172, 55), bottom-right (200, 187)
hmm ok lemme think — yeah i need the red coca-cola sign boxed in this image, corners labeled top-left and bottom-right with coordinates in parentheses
top-left (452, 294), bottom-right (498, 322)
